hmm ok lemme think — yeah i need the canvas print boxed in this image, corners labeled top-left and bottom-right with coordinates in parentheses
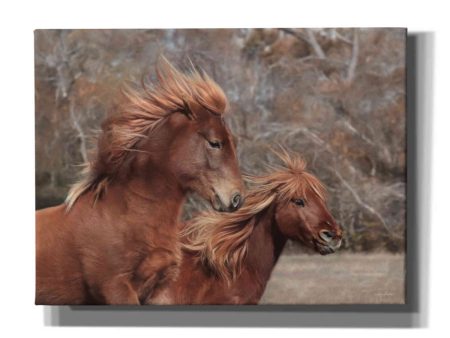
top-left (35, 28), bottom-right (406, 305)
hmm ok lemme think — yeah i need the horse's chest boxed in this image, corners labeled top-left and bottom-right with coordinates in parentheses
top-left (133, 245), bottom-right (182, 304)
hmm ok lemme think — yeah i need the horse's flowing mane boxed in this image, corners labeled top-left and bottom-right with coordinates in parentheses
top-left (182, 149), bottom-right (327, 282)
top-left (65, 58), bottom-right (227, 210)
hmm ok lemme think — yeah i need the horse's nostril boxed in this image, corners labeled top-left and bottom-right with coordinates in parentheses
top-left (231, 193), bottom-right (242, 209)
top-left (320, 230), bottom-right (336, 242)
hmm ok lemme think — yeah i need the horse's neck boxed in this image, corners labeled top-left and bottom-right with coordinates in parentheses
top-left (245, 207), bottom-right (287, 291)
top-left (101, 167), bottom-right (185, 227)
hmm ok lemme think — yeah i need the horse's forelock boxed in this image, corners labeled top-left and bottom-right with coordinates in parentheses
top-left (265, 149), bottom-right (327, 202)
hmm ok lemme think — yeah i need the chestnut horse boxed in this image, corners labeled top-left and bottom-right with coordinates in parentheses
top-left (152, 150), bottom-right (343, 304)
top-left (36, 59), bottom-right (244, 305)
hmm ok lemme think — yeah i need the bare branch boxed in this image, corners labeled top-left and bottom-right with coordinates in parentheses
top-left (334, 170), bottom-right (401, 238)
top-left (279, 28), bottom-right (326, 59)
top-left (306, 29), bottom-right (326, 59)
top-left (69, 104), bottom-right (88, 163)
top-left (340, 119), bottom-right (376, 146)
top-left (346, 29), bottom-right (359, 83)
top-left (332, 29), bottom-right (353, 45)
top-left (279, 28), bottom-right (310, 44)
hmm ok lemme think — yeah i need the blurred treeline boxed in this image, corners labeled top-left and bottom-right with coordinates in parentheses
top-left (35, 29), bottom-right (406, 252)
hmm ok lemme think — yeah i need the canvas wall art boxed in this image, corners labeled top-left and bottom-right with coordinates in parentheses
top-left (35, 28), bottom-right (406, 305)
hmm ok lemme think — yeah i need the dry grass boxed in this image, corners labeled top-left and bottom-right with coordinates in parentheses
top-left (260, 253), bottom-right (405, 304)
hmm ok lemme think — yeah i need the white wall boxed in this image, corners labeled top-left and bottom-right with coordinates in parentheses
top-left (0, 0), bottom-right (448, 336)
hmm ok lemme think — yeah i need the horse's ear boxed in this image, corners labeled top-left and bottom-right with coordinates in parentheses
top-left (182, 97), bottom-right (196, 120)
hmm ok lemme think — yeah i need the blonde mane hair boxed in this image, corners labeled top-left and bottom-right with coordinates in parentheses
top-left (65, 57), bottom-right (227, 210)
top-left (182, 149), bottom-right (327, 282)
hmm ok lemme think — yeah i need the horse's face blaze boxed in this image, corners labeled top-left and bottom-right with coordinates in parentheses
top-left (274, 193), bottom-right (343, 255)
top-left (166, 103), bottom-right (244, 213)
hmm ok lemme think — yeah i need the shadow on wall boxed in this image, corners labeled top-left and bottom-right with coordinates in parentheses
top-left (40, 32), bottom-right (433, 328)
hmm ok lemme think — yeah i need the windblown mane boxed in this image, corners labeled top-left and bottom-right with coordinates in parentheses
top-left (65, 58), bottom-right (227, 210)
top-left (182, 149), bottom-right (327, 282)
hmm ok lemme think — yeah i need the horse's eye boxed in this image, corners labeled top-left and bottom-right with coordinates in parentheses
top-left (207, 140), bottom-right (222, 149)
top-left (293, 199), bottom-right (305, 207)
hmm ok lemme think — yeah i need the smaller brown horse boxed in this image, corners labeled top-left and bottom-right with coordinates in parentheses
top-left (152, 150), bottom-right (343, 304)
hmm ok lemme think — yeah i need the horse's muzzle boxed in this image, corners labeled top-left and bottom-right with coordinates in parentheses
top-left (213, 192), bottom-right (244, 212)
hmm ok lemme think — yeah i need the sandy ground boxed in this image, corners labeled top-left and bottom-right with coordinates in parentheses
top-left (260, 253), bottom-right (405, 304)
